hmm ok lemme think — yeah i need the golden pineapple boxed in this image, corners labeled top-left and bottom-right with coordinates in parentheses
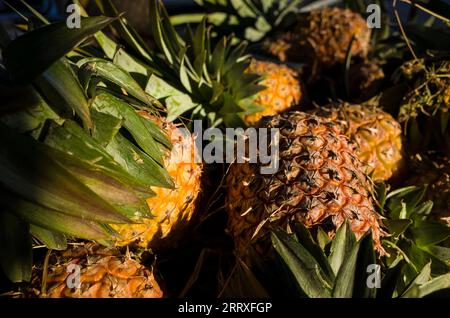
top-left (245, 59), bottom-right (302, 125)
top-left (265, 7), bottom-right (371, 67)
top-left (111, 113), bottom-right (202, 249)
top-left (226, 112), bottom-right (386, 260)
top-left (37, 243), bottom-right (163, 298)
top-left (310, 103), bottom-right (404, 182)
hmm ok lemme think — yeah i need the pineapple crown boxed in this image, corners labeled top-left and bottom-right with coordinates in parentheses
top-left (267, 220), bottom-right (450, 298)
top-left (148, 0), bottom-right (265, 128)
top-left (0, 2), bottom-right (179, 282)
top-left (88, 0), bottom-right (265, 128)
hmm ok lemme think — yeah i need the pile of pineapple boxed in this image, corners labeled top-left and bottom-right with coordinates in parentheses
top-left (0, 0), bottom-right (449, 298)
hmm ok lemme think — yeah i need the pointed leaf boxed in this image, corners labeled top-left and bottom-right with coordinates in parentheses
top-left (106, 133), bottom-right (174, 189)
top-left (332, 239), bottom-right (361, 298)
top-left (292, 223), bottom-right (335, 283)
top-left (77, 58), bottom-right (160, 107)
top-left (411, 220), bottom-right (450, 247)
top-left (91, 108), bottom-right (123, 146)
top-left (0, 123), bottom-right (129, 224)
top-left (353, 233), bottom-right (377, 298)
top-left (384, 219), bottom-right (412, 237)
top-left (92, 91), bottom-right (171, 160)
top-left (30, 225), bottom-right (67, 250)
top-left (44, 120), bottom-right (157, 192)
top-left (328, 221), bottom-right (357, 275)
top-left (35, 58), bottom-right (92, 129)
top-left (402, 262), bottom-right (432, 297)
top-left (411, 273), bottom-right (450, 298)
top-left (1, 188), bottom-right (119, 240)
top-left (271, 229), bottom-right (333, 298)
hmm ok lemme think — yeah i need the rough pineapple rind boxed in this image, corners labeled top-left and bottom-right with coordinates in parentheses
top-left (265, 7), bottom-right (371, 67)
top-left (245, 59), bottom-right (302, 124)
top-left (226, 112), bottom-right (386, 260)
top-left (111, 114), bottom-right (202, 249)
top-left (41, 244), bottom-right (163, 298)
top-left (310, 103), bottom-right (404, 182)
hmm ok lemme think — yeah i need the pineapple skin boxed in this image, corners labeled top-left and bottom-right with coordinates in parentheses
top-left (111, 114), bottom-right (203, 249)
top-left (265, 7), bottom-right (371, 67)
top-left (40, 244), bottom-right (163, 298)
top-left (310, 103), bottom-right (404, 182)
top-left (226, 112), bottom-right (386, 260)
top-left (245, 59), bottom-right (302, 125)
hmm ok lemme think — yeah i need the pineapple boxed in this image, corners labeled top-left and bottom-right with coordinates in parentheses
top-left (264, 7), bottom-right (371, 67)
top-left (406, 155), bottom-right (450, 227)
top-left (35, 243), bottom-right (163, 298)
top-left (226, 112), bottom-right (386, 261)
top-left (310, 103), bottom-right (404, 182)
top-left (245, 59), bottom-right (302, 125)
top-left (111, 113), bottom-right (202, 249)
top-left (0, 2), bottom-right (206, 288)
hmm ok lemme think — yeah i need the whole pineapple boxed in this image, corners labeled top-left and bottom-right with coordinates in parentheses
top-left (36, 243), bottom-right (163, 298)
top-left (226, 112), bottom-right (386, 260)
top-left (265, 7), bottom-right (371, 67)
top-left (245, 59), bottom-right (302, 125)
top-left (111, 113), bottom-right (202, 249)
top-left (310, 103), bottom-right (404, 182)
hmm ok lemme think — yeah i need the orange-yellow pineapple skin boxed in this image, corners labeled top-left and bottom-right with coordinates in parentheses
top-left (310, 103), bottom-right (404, 182)
top-left (244, 59), bottom-right (302, 125)
top-left (43, 244), bottom-right (163, 298)
top-left (265, 7), bottom-right (371, 67)
top-left (111, 114), bottom-right (202, 248)
top-left (226, 112), bottom-right (386, 259)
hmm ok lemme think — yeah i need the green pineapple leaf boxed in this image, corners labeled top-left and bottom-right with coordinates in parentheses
top-left (328, 221), bottom-right (357, 275)
top-left (30, 225), bottom-right (67, 251)
top-left (0, 123), bottom-right (130, 224)
top-left (332, 236), bottom-right (361, 298)
top-left (106, 133), bottom-right (174, 190)
top-left (44, 120), bottom-right (162, 191)
top-left (77, 58), bottom-right (161, 108)
top-left (271, 229), bottom-right (333, 298)
top-left (410, 220), bottom-right (450, 247)
top-left (90, 108), bottom-right (123, 147)
top-left (426, 246), bottom-right (450, 263)
top-left (384, 219), bottom-right (413, 237)
top-left (92, 91), bottom-right (171, 158)
top-left (291, 223), bottom-right (335, 283)
top-left (35, 58), bottom-right (93, 129)
top-left (401, 262), bottom-right (432, 297)
top-left (352, 232), bottom-right (377, 298)
top-left (0, 188), bottom-right (119, 241)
